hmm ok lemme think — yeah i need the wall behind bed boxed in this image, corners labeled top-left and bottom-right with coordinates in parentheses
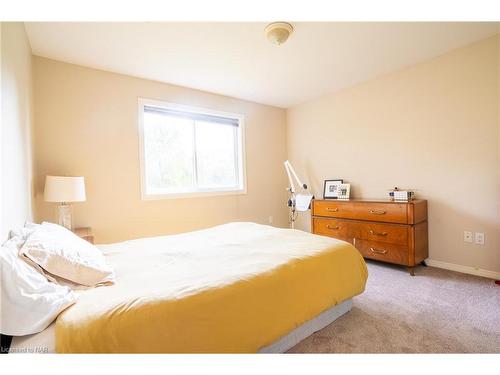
top-left (1, 23), bottom-right (34, 241)
top-left (286, 35), bottom-right (500, 275)
top-left (33, 57), bottom-right (288, 243)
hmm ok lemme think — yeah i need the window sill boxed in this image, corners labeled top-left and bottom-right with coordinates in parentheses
top-left (141, 188), bottom-right (247, 200)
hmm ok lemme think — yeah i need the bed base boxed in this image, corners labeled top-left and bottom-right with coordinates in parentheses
top-left (258, 299), bottom-right (352, 353)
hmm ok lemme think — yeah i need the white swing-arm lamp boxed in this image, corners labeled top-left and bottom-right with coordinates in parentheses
top-left (284, 160), bottom-right (310, 229)
top-left (284, 160), bottom-right (307, 193)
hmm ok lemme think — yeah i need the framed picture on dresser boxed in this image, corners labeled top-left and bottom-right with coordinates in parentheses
top-left (323, 179), bottom-right (343, 199)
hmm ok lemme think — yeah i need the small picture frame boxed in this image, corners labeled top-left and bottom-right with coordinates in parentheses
top-left (337, 183), bottom-right (351, 200)
top-left (323, 179), bottom-right (343, 199)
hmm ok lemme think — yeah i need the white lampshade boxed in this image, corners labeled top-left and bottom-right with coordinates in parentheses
top-left (44, 176), bottom-right (86, 203)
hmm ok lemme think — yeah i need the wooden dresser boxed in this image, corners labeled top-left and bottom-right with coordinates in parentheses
top-left (311, 199), bottom-right (428, 275)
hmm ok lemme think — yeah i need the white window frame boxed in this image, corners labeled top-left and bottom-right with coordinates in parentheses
top-left (138, 98), bottom-right (247, 200)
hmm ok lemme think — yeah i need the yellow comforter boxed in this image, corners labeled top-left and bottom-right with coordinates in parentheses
top-left (55, 222), bottom-right (367, 353)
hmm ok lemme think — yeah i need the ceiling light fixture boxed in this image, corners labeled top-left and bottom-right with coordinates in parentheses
top-left (265, 22), bottom-right (293, 45)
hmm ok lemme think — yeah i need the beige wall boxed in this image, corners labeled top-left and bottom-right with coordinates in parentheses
top-left (287, 36), bottom-right (500, 273)
top-left (28, 33), bottom-right (500, 274)
top-left (33, 57), bottom-right (288, 243)
top-left (1, 23), bottom-right (34, 241)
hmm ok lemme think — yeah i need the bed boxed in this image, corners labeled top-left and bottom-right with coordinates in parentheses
top-left (10, 222), bottom-right (367, 353)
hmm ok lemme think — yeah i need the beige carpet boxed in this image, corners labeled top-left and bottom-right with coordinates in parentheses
top-left (288, 260), bottom-right (500, 353)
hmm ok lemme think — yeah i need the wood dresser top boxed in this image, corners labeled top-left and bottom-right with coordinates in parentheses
top-left (313, 198), bottom-right (426, 204)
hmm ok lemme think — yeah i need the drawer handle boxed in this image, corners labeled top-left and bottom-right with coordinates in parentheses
top-left (369, 209), bottom-right (386, 215)
top-left (369, 230), bottom-right (388, 236)
top-left (326, 225), bottom-right (340, 230)
top-left (370, 247), bottom-right (388, 255)
top-left (326, 207), bottom-right (339, 212)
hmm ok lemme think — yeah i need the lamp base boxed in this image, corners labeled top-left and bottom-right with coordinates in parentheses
top-left (57, 204), bottom-right (73, 230)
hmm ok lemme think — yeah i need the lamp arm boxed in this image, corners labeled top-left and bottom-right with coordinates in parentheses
top-left (284, 160), bottom-right (307, 191)
top-left (284, 161), bottom-right (296, 193)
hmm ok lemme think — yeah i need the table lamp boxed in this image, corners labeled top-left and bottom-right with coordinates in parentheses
top-left (44, 176), bottom-right (86, 230)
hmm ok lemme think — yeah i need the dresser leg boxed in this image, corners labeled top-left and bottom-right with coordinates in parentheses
top-left (408, 267), bottom-right (415, 276)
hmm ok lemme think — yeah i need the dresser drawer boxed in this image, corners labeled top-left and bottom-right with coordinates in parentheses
top-left (354, 202), bottom-right (408, 224)
top-left (355, 239), bottom-right (409, 265)
top-left (313, 200), bottom-right (356, 219)
top-left (358, 222), bottom-right (408, 245)
top-left (312, 217), bottom-right (351, 241)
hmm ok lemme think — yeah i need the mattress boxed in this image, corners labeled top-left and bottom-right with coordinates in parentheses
top-left (21, 222), bottom-right (368, 353)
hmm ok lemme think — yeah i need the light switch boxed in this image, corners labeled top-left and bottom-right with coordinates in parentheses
top-left (474, 232), bottom-right (485, 245)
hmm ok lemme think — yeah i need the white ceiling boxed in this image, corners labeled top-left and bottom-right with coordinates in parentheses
top-left (25, 22), bottom-right (499, 108)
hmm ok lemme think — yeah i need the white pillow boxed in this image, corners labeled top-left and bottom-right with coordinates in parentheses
top-left (9, 222), bottom-right (40, 241)
top-left (0, 233), bottom-right (77, 336)
top-left (20, 222), bottom-right (115, 287)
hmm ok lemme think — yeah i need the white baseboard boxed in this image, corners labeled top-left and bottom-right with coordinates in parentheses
top-left (425, 259), bottom-right (500, 280)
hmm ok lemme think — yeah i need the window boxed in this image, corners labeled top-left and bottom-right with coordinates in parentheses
top-left (138, 99), bottom-right (246, 199)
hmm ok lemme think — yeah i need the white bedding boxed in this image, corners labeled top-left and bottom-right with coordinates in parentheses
top-left (20, 222), bottom-right (114, 287)
top-left (0, 231), bottom-right (77, 336)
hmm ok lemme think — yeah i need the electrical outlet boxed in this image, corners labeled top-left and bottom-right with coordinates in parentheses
top-left (464, 231), bottom-right (473, 243)
top-left (475, 232), bottom-right (485, 245)
top-left (268, 216), bottom-right (274, 224)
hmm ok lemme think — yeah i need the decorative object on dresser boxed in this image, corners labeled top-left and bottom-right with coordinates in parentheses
top-left (387, 187), bottom-right (415, 201)
top-left (323, 179), bottom-right (343, 199)
top-left (72, 227), bottom-right (94, 244)
top-left (311, 199), bottom-right (428, 276)
top-left (337, 183), bottom-right (351, 200)
top-left (44, 176), bottom-right (86, 230)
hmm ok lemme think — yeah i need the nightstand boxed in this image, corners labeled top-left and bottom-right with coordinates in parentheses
top-left (73, 227), bottom-right (94, 244)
